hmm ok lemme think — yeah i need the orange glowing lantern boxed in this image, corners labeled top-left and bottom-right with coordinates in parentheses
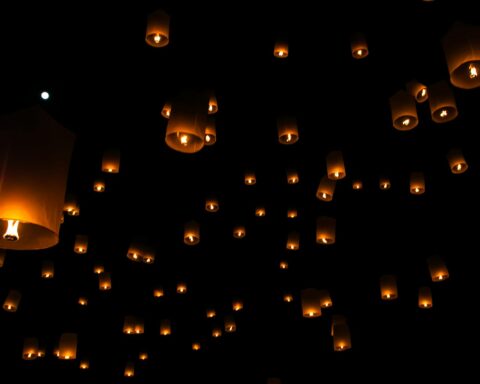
top-left (0, 107), bottom-right (74, 250)
top-left (74, 235), bottom-right (88, 254)
top-left (160, 319), bottom-right (172, 336)
top-left (3, 289), bottom-right (21, 312)
top-left (145, 9), bottom-right (170, 47)
top-left (177, 282), bottom-right (187, 294)
top-left (351, 33), bottom-right (368, 59)
top-left (429, 81), bottom-right (458, 123)
top-left (139, 352), bottom-right (148, 361)
top-left (407, 80), bottom-right (428, 103)
top-left (318, 289), bottom-right (333, 308)
top-left (390, 90), bottom-right (418, 131)
top-left (99, 272), bottom-right (112, 291)
top-left (233, 226), bottom-right (246, 239)
top-left (287, 208), bottom-right (297, 219)
top-left (205, 119), bottom-right (217, 145)
top-left (274, 41), bottom-right (288, 58)
top-left (206, 309), bottom-right (216, 318)
top-left (286, 231), bottom-right (300, 250)
top-left (316, 175), bottom-right (336, 201)
top-left (283, 293), bottom-right (294, 303)
top-left (93, 179), bottom-right (105, 192)
top-left (127, 242), bottom-right (155, 264)
top-left (447, 148), bottom-right (468, 174)
top-left (124, 362), bottom-right (135, 377)
top-left (205, 197), bottom-right (220, 212)
top-left (212, 328), bottom-right (222, 338)
top-left (410, 172), bottom-right (425, 195)
top-left (316, 216), bottom-right (336, 245)
top-left (58, 333), bottom-right (77, 360)
top-left (379, 177), bottom-right (391, 190)
top-left (102, 149), bottom-right (120, 173)
top-left (380, 275), bottom-right (398, 300)
top-left (208, 94), bottom-right (218, 114)
top-left (78, 297), bottom-right (88, 306)
top-left (333, 323), bottom-right (352, 351)
top-left (279, 260), bottom-right (288, 270)
top-left (255, 206), bottom-right (266, 217)
top-left (184, 221), bottom-right (200, 245)
top-left (232, 300), bottom-right (243, 311)
top-left (427, 256), bottom-right (449, 282)
top-left (41, 260), bottom-right (54, 279)
top-left (286, 169), bottom-right (299, 184)
top-left (326, 151), bottom-right (346, 180)
top-left (23, 338), bottom-right (39, 360)
top-left (192, 342), bottom-right (201, 351)
top-left (301, 288), bottom-right (322, 318)
top-left (418, 286), bottom-right (433, 308)
top-left (64, 195), bottom-right (79, 216)
top-left (224, 316), bottom-right (237, 333)
top-left (153, 287), bottom-right (164, 298)
top-left (79, 360), bottom-right (89, 369)
top-left (352, 180), bottom-right (363, 190)
top-left (93, 264), bottom-right (104, 274)
top-left (245, 171), bottom-right (256, 185)
top-left (161, 102), bottom-right (172, 119)
top-left (278, 116), bottom-right (299, 144)
top-left (123, 316), bottom-right (144, 334)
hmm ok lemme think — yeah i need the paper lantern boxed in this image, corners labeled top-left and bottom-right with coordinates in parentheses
top-left (287, 209), bottom-right (297, 219)
top-left (153, 287), bottom-right (164, 298)
top-left (79, 360), bottom-right (89, 369)
top-left (64, 195), bottom-right (79, 216)
top-left (41, 260), bottom-right (54, 279)
top-left (274, 41), bottom-right (288, 58)
top-left (301, 288), bottom-right (322, 317)
top-left (145, 9), bottom-right (170, 47)
top-left (427, 256), bottom-right (449, 282)
top-left (184, 221), bottom-right (200, 245)
top-left (139, 352), bottom-right (148, 361)
top-left (418, 287), bottom-right (433, 308)
top-left (102, 149), bottom-right (120, 173)
top-left (316, 216), bottom-right (336, 245)
top-left (93, 179), bottom-right (105, 192)
top-left (255, 206), bottom-right (266, 217)
top-left (206, 309), bottom-right (216, 318)
top-left (78, 297), bottom-right (88, 306)
top-left (443, 23), bottom-right (480, 89)
top-left (124, 362), bottom-right (135, 377)
top-left (326, 151), bottom-right (346, 180)
top-left (23, 338), bottom-right (39, 360)
top-left (208, 94), bottom-right (218, 114)
top-left (286, 231), bottom-right (300, 250)
top-left (58, 333), bottom-right (77, 360)
top-left (286, 169), bottom-right (299, 184)
top-left (352, 180), bottom-right (363, 190)
top-left (99, 272), bottom-right (112, 290)
top-left (429, 81), bottom-right (458, 123)
top-left (212, 328), bottom-right (222, 338)
top-left (410, 172), bottom-right (425, 195)
top-left (177, 282), bottom-right (187, 294)
top-left (406, 80), bottom-right (428, 103)
top-left (74, 235), bottom-right (88, 254)
top-left (233, 226), bottom-right (246, 239)
top-left (0, 107), bottom-right (74, 250)
top-left (316, 175), bottom-right (336, 201)
top-left (245, 171), bottom-right (256, 185)
top-left (127, 242), bottom-right (155, 264)
top-left (333, 323), bottom-right (352, 351)
top-left (447, 148), bottom-right (468, 173)
top-left (390, 90), bottom-right (418, 130)
top-left (160, 319), bottom-right (172, 336)
top-left (205, 197), bottom-right (220, 212)
top-left (283, 293), bottom-right (294, 303)
top-left (279, 260), bottom-right (288, 270)
top-left (123, 316), bottom-right (144, 334)
top-left (351, 33), bottom-right (368, 58)
top-left (3, 289), bottom-right (21, 312)
top-left (205, 119), bottom-right (216, 145)
top-left (277, 116), bottom-right (299, 144)
top-left (93, 264), bottom-right (104, 274)
top-left (192, 342), bottom-right (201, 351)
top-left (318, 289), bottom-right (333, 308)
top-left (225, 316), bottom-right (237, 333)
top-left (161, 102), bottom-right (172, 118)
top-left (380, 275), bottom-right (398, 300)
top-left (379, 177), bottom-right (391, 190)
top-left (232, 300), bottom-right (243, 311)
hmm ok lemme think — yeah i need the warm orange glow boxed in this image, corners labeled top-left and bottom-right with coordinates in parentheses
top-left (3, 289), bottom-right (21, 312)
top-left (316, 216), bottom-right (336, 245)
top-left (469, 63), bottom-right (478, 78)
top-left (233, 226), bottom-right (246, 238)
top-left (351, 33), bottom-right (368, 59)
top-left (255, 207), bottom-right (266, 216)
top-left (287, 209), bottom-right (297, 219)
top-left (145, 9), bottom-right (169, 47)
top-left (102, 149), bottom-right (120, 173)
top-left (447, 148), bottom-right (468, 174)
top-left (352, 180), bottom-right (363, 190)
top-left (93, 265), bottom-right (104, 274)
top-left (78, 297), bottom-right (88, 306)
top-left (274, 41), bottom-right (289, 58)
top-left (428, 256), bottom-right (449, 282)
top-left (326, 151), bottom-right (346, 180)
top-left (301, 288), bottom-right (322, 317)
top-left (419, 287), bottom-right (433, 308)
top-left (58, 333), bottom-right (77, 360)
top-left (212, 328), bottom-right (222, 337)
top-left (3, 219), bottom-right (20, 241)
top-left (192, 342), bottom-right (201, 351)
top-left (283, 293), bottom-right (293, 302)
top-left (206, 309), bottom-right (216, 318)
top-left (79, 361), bottom-right (89, 369)
top-left (232, 300), bottom-right (243, 311)
top-left (410, 172), bottom-right (425, 195)
top-left (421, 88), bottom-right (427, 97)
top-left (161, 103), bottom-right (171, 119)
top-left (99, 272), bottom-right (112, 290)
top-left (177, 282), bottom-right (187, 294)
top-left (380, 275), bottom-right (398, 300)
top-left (124, 362), bottom-right (135, 377)
top-left (279, 260), bottom-right (288, 270)
top-left (93, 180), bottom-right (105, 192)
top-left (440, 109), bottom-right (448, 118)
top-left (139, 352), bottom-right (148, 360)
top-left (154, 34), bottom-right (161, 44)
top-left (74, 235), bottom-right (88, 254)
top-left (205, 198), bottom-right (219, 212)
top-left (184, 221), bottom-right (200, 245)
top-left (153, 288), bottom-right (164, 298)
top-left (244, 171), bottom-right (256, 185)
top-left (208, 95), bottom-right (218, 114)
top-left (160, 320), bottom-right (172, 336)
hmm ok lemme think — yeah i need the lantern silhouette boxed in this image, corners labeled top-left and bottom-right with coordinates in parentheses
top-left (316, 216), bottom-right (336, 245)
top-left (205, 197), bottom-right (220, 212)
top-left (286, 169), bottom-right (299, 184)
top-left (316, 176), bottom-right (336, 201)
top-left (379, 177), bottom-right (391, 190)
top-left (255, 206), bottom-right (266, 217)
top-left (380, 275), bottom-right (398, 300)
top-left (225, 316), bottom-right (237, 333)
top-left (124, 362), bottom-right (135, 377)
top-left (160, 319), bottom-right (172, 336)
top-left (139, 352), bottom-right (148, 361)
top-left (127, 242), bottom-right (155, 264)
top-left (286, 231), bottom-right (300, 250)
top-left (233, 225), bottom-right (246, 239)
top-left (177, 282), bottom-right (187, 294)
top-left (326, 151), bottom-right (346, 180)
top-left (351, 33), bottom-right (368, 58)
top-left (153, 287), bottom-right (164, 298)
top-left (192, 342), bottom-right (201, 351)
top-left (390, 90), bottom-right (418, 130)
top-left (410, 172), bottom-right (425, 195)
top-left (283, 293), bottom-right (294, 303)
top-left (232, 300), bottom-right (243, 311)
top-left (205, 119), bottom-right (217, 145)
top-left (318, 289), bottom-right (333, 308)
top-left (212, 328), bottom-right (222, 338)
top-left (331, 315), bottom-right (347, 336)
top-left (23, 338), bottom-right (39, 360)
top-left (123, 316), bottom-right (144, 334)
top-left (0, 249), bottom-right (5, 267)
top-left (0, 107), bottom-right (75, 250)
top-left (184, 221), bottom-right (200, 245)
top-left (78, 297), bottom-right (88, 306)
top-left (418, 287), bottom-right (433, 308)
top-left (301, 288), bottom-right (322, 317)
top-left (161, 102), bottom-right (171, 118)
top-left (287, 209), bottom-right (297, 219)
top-left (277, 116), bottom-right (299, 144)
top-left (99, 272), bottom-right (112, 290)
top-left (279, 260), bottom-right (288, 270)
top-left (206, 309), bottom-right (216, 318)
top-left (102, 149), bottom-right (120, 173)
top-left (3, 289), bottom-right (21, 312)
top-left (74, 235), bottom-right (88, 254)
top-left (427, 256), bottom-right (449, 282)
top-left (93, 179), bottom-right (105, 192)
top-left (443, 23), bottom-right (480, 89)
top-left (41, 260), bottom-right (54, 279)
top-left (79, 360), bottom-right (89, 369)
top-left (93, 264), bottom-right (104, 274)
top-left (208, 94), bottom-right (218, 114)
top-left (333, 323), bottom-right (352, 351)
top-left (145, 9), bottom-right (170, 47)
top-left (352, 180), bottom-right (363, 190)
top-left (429, 81), bottom-right (458, 123)
top-left (447, 148), bottom-right (468, 173)
top-left (407, 80), bottom-right (428, 103)
top-left (274, 41), bottom-right (288, 58)
top-left (245, 171), bottom-right (256, 185)
top-left (58, 333), bottom-right (77, 360)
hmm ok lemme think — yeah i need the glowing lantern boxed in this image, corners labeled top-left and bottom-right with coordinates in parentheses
top-left (93, 179), bottom-right (105, 192)
top-left (232, 300), bottom-right (243, 311)
top-left (277, 116), bottom-right (299, 144)
top-left (418, 287), bottom-right (433, 308)
top-left (410, 172), bottom-right (425, 195)
top-left (41, 260), bottom-right (54, 279)
top-left (274, 41), bottom-right (288, 58)
top-left (79, 360), bottom-right (89, 369)
top-left (139, 352), bottom-right (148, 361)
top-left (301, 288), bottom-right (322, 317)
top-left (177, 282), bottom-right (187, 294)
top-left (225, 316), bottom-right (237, 333)
top-left (286, 231), bottom-right (300, 250)
top-left (318, 289), bottom-right (333, 308)
top-left (286, 169), bottom-right (299, 184)
top-left (245, 171), bottom-right (256, 185)
top-left (316, 216), bottom-right (336, 245)
top-left (352, 180), bottom-right (363, 190)
top-left (406, 80), bottom-right (428, 103)
top-left (205, 119), bottom-right (217, 145)
top-left (23, 338), bottom-right (39, 360)
top-left (279, 260), bottom-right (288, 270)
top-left (208, 94), bottom-right (218, 114)
top-left (0, 107), bottom-right (74, 250)
top-left (184, 221), bottom-right (200, 245)
top-left (333, 323), bottom-right (352, 351)
top-left (316, 176), bottom-right (336, 201)
top-left (0, 249), bottom-right (5, 267)
top-left (427, 256), bottom-right (449, 282)
top-left (255, 206), bottom-right (266, 217)
top-left (205, 197), bottom-right (220, 212)
top-left (93, 264), bottom-right (104, 274)
top-left (102, 149), bottom-right (120, 173)
top-left (447, 148), bottom-right (468, 174)
top-left (429, 81), bottom-right (458, 123)
top-left (379, 177), bottom-right (391, 190)
top-left (74, 235), bottom-right (88, 254)
top-left (99, 272), bottom-right (112, 291)
top-left (351, 33), bottom-right (368, 59)
top-left (64, 195), bottom-right (79, 216)
top-left (390, 90), bottom-right (418, 131)
top-left (145, 9), bottom-right (170, 47)
top-left (3, 289), bottom-right (21, 312)
top-left (153, 287), bottom-right (164, 298)
top-left (443, 23), bottom-right (480, 89)
top-left (78, 297), bottom-right (88, 306)
top-left (124, 362), bottom-right (135, 377)
top-left (161, 102), bottom-right (171, 119)
top-left (326, 151), bottom-right (346, 180)
top-left (192, 342), bottom-right (201, 351)
top-left (127, 242), bottom-right (155, 264)
top-left (233, 226), bottom-right (246, 239)
top-left (212, 328), bottom-right (222, 338)
top-left (123, 316), bottom-right (144, 334)
top-left (160, 319), bottom-right (172, 336)
top-left (206, 309), bottom-right (216, 318)
top-left (58, 333), bottom-right (77, 360)
top-left (287, 209), bottom-right (297, 219)
top-left (283, 293), bottom-right (294, 303)
top-left (380, 275), bottom-right (398, 300)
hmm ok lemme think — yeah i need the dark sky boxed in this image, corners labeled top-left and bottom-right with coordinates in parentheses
top-left (1, 1), bottom-right (479, 382)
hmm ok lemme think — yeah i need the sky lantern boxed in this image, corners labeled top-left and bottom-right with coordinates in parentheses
top-left (145, 9), bottom-right (170, 47)
top-left (23, 338), bottom-right (40, 360)
top-left (184, 221), bottom-right (200, 245)
top-left (277, 116), bottom-right (298, 144)
top-left (390, 90), bottom-right (418, 130)
top-left (205, 119), bottom-right (217, 145)
top-left (102, 149), bottom-right (120, 173)
top-left (429, 81), bottom-right (458, 123)
top-left (427, 256), bottom-right (449, 282)
top-left (316, 176), bottom-right (336, 201)
top-left (3, 289), bottom-right (21, 312)
top-left (410, 172), bottom-right (425, 195)
top-left (333, 323), bottom-right (352, 351)
top-left (74, 235), bottom-right (88, 254)
top-left (286, 231), bottom-right (300, 250)
top-left (326, 151), bottom-right (346, 180)
top-left (380, 275), bottom-right (398, 300)
top-left (418, 287), bottom-right (433, 308)
top-left (316, 216), bottom-right (336, 245)
top-left (406, 80), bottom-right (428, 103)
top-left (58, 333), bottom-right (77, 360)
top-left (351, 33), bottom-right (368, 59)
top-left (301, 288), bottom-right (322, 317)
top-left (41, 260), bottom-right (54, 279)
top-left (161, 102), bottom-right (171, 118)
top-left (447, 148), bottom-right (468, 173)
top-left (274, 41), bottom-right (288, 58)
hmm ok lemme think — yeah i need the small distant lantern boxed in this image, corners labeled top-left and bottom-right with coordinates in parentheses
top-left (192, 342), bottom-right (201, 351)
top-left (93, 264), bottom-right (104, 274)
top-left (64, 195), bottom-right (79, 216)
top-left (206, 309), bottom-right (216, 318)
top-left (283, 293), bottom-right (294, 303)
top-left (301, 288), bottom-right (322, 317)
top-left (3, 289), bottom-right (21, 312)
top-left (23, 338), bottom-right (39, 360)
top-left (93, 179), bottom-right (105, 192)
top-left (316, 216), bottom-right (336, 245)
top-left (127, 242), bottom-right (155, 264)
top-left (145, 9), bottom-right (170, 48)
top-left (41, 260), bottom-right (54, 279)
top-left (418, 287), bottom-right (433, 308)
top-left (390, 90), bottom-right (418, 131)
top-left (352, 180), bottom-right (363, 190)
top-left (277, 116), bottom-right (299, 144)
top-left (427, 256), bottom-right (449, 282)
top-left (79, 360), bottom-right (89, 369)
top-left (99, 272), bottom-right (112, 291)
top-left (184, 221), bottom-right (200, 245)
top-left (333, 323), bottom-right (352, 351)
top-left (208, 94), bottom-right (218, 114)
top-left (224, 316), bottom-right (237, 333)
top-left (205, 197), bottom-right (220, 212)
top-left (0, 249), bottom-right (5, 267)
top-left (410, 172), bottom-right (426, 195)
top-left (447, 148), bottom-right (468, 173)
top-left (287, 209), bottom-right (297, 219)
top-left (177, 282), bottom-right (187, 294)
top-left (58, 333), bottom-right (77, 360)
top-left (286, 169), bottom-right (299, 184)
top-left (245, 171), bottom-right (256, 185)
top-left (318, 289), bottom-right (333, 308)
top-left (212, 328), bottom-right (222, 338)
top-left (379, 177), bottom-right (391, 190)
top-left (139, 352), bottom-right (148, 361)
top-left (161, 102), bottom-right (172, 119)
top-left (255, 206), bottom-right (266, 217)
top-left (279, 260), bottom-right (289, 270)
top-left (274, 41), bottom-right (288, 58)
top-left (124, 362), bottom-right (135, 377)
top-left (205, 119), bottom-right (217, 145)
top-left (286, 231), bottom-right (300, 250)
top-left (326, 151), bottom-right (346, 180)
top-left (160, 319), bottom-right (172, 336)
top-left (380, 275), bottom-right (398, 300)
top-left (78, 297), bottom-right (88, 306)
top-left (153, 287), bottom-right (164, 298)
top-left (232, 300), bottom-right (243, 311)
top-left (74, 235), bottom-right (88, 254)
top-left (406, 80), bottom-right (428, 103)
top-left (443, 23), bottom-right (480, 89)
top-left (102, 149), bottom-right (120, 173)
top-left (123, 316), bottom-right (144, 335)
top-left (316, 176), bottom-right (336, 201)
top-left (351, 33), bottom-right (368, 59)
top-left (429, 81), bottom-right (458, 123)
top-left (233, 226), bottom-right (246, 239)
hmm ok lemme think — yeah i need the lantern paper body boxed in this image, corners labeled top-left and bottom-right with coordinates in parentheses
top-left (206, 309), bottom-right (216, 318)
top-left (443, 23), bottom-right (480, 89)
top-left (287, 209), bottom-right (297, 219)
top-left (224, 316), bottom-right (237, 332)
top-left (278, 116), bottom-right (299, 144)
top-left (316, 216), bottom-right (336, 245)
top-left (184, 221), bottom-right (200, 245)
top-left (380, 178), bottom-right (391, 190)
top-left (127, 242), bottom-right (155, 264)
top-left (352, 180), bottom-right (363, 190)
top-left (78, 297), bottom-right (88, 306)
top-left (79, 360), bottom-right (89, 369)
top-left (93, 264), bottom-right (104, 274)
top-left (177, 282), bottom-right (187, 294)
top-left (3, 289), bottom-right (21, 312)
top-left (410, 172), bottom-right (425, 195)
top-left (447, 148), bottom-right (468, 173)
top-left (274, 41), bottom-right (288, 58)
top-left (0, 107), bottom-right (75, 250)
top-left (145, 9), bottom-right (170, 47)
top-left (326, 151), bottom-right (346, 180)
top-left (232, 300), bottom-right (243, 311)
top-left (160, 319), bottom-right (172, 336)
top-left (74, 235), bottom-right (88, 254)
top-left (212, 328), bottom-right (222, 338)
top-left (204, 120), bottom-right (217, 145)
top-left (333, 323), bottom-right (352, 351)
top-left (286, 231), bottom-right (300, 250)
top-left (316, 176), bottom-right (336, 201)
top-left (58, 333), bottom-right (77, 360)
top-left (208, 95), bottom-right (218, 114)
top-left (192, 342), bottom-right (201, 351)
top-left (23, 338), bottom-right (39, 360)
top-left (286, 169), bottom-right (299, 184)
top-left (419, 287), bottom-right (433, 308)
top-left (205, 198), bottom-right (219, 212)
top-left (161, 102), bottom-right (172, 119)
top-left (233, 226), bottom-right (246, 239)
top-left (279, 260), bottom-right (288, 270)
top-left (123, 316), bottom-right (144, 334)
top-left (319, 289), bottom-right (333, 308)
top-left (427, 256), bottom-right (449, 282)
top-left (41, 260), bottom-right (54, 279)
top-left (429, 81), bottom-right (458, 123)
top-left (139, 352), bottom-right (148, 360)
top-left (102, 149), bottom-right (120, 173)
top-left (351, 33), bottom-right (368, 58)
top-left (93, 179), bottom-right (105, 192)
top-left (301, 288), bottom-right (322, 317)
top-left (99, 272), bottom-right (112, 290)
top-left (124, 362), bottom-right (135, 377)
top-left (245, 171), bottom-right (256, 185)
top-left (64, 195), bottom-right (79, 216)
top-left (283, 293), bottom-right (294, 302)
top-left (153, 287), bottom-right (164, 298)
top-left (407, 80), bottom-right (428, 103)
top-left (380, 275), bottom-right (398, 300)
top-left (255, 206), bottom-right (266, 217)
top-left (390, 90), bottom-right (418, 130)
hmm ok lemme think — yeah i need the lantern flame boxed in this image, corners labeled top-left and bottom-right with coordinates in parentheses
top-left (3, 220), bottom-right (20, 241)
